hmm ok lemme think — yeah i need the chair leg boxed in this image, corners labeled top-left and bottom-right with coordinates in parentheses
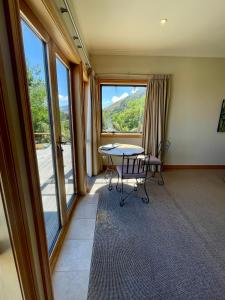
top-left (142, 180), bottom-right (150, 204)
top-left (120, 180), bottom-right (125, 207)
top-left (158, 165), bottom-right (164, 185)
top-left (134, 179), bottom-right (138, 191)
top-left (151, 165), bottom-right (156, 177)
top-left (158, 172), bottom-right (164, 185)
top-left (116, 172), bottom-right (121, 192)
top-left (108, 170), bottom-right (113, 191)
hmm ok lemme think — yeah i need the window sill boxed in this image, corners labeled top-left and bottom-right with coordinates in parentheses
top-left (101, 133), bottom-right (143, 138)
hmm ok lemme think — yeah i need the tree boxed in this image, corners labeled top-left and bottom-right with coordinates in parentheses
top-left (102, 96), bottom-right (145, 132)
top-left (27, 65), bottom-right (50, 143)
top-left (60, 110), bottom-right (70, 141)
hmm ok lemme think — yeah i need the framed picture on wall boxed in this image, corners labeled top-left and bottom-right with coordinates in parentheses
top-left (217, 100), bottom-right (225, 132)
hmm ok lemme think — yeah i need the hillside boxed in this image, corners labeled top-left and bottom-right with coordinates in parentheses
top-left (102, 90), bottom-right (146, 132)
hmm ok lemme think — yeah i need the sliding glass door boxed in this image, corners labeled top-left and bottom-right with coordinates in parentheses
top-left (21, 20), bottom-right (61, 252)
top-left (55, 57), bottom-right (76, 208)
top-left (21, 20), bottom-right (76, 253)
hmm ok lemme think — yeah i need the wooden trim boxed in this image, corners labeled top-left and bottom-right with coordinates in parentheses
top-left (50, 46), bottom-right (79, 224)
top-left (164, 165), bottom-right (225, 170)
top-left (47, 41), bottom-right (68, 228)
top-left (20, 0), bottom-right (89, 81)
top-left (101, 133), bottom-right (143, 138)
top-left (20, 0), bottom-right (80, 65)
top-left (20, 1), bottom-right (50, 43)
top-left (4, 0), bottom-right (88, 292)
top-left (83, 68), bottom-right (89, 82)
top-left (3, 0), bottom-right (54, 298)
top-left (0, 49), bottom-right (36, 300)
top-left (55, 44), bottom-right (70, 67)
top-left (98, 79), bottom-right (147, 135)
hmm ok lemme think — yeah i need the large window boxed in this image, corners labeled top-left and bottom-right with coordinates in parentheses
top-left (21, 20), bottom-right (61, 252)
top-left (101, 84), bottom-right (147, 133)
top-left (21, 19), bottom-right (77, 254)
top-left (55, 57), bottom-right (76, 208)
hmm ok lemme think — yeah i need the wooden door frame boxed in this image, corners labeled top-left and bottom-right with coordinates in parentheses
top-left (2, 0), bottom-right (54, 298)
top-left (20, 0), bottom-right (79, 223)
top-left (1, 0), bottom-right (88, 288)
top-left (48, 41), bottom-right (68, 227)
top-left (54, 50), bottom-right (78, 209)
top-left (0, 51), bottom-right (38, 300)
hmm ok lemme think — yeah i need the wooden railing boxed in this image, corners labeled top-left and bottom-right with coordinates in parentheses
top-left (34, 132), bottom-right (51, 149)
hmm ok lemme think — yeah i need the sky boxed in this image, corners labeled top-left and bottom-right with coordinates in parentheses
top-left (21, 20), bottom-right (69, 108)
top-left (56, 59), bottom-right (69, 108)
top-left (102, 85), bottom-right (146, 109)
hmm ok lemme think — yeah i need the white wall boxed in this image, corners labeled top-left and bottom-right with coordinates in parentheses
top-left (91, 55), bottom-right (225, 165)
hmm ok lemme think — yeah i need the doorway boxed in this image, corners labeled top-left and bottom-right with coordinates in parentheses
top-left (21, 19), bottom-right (76, 253)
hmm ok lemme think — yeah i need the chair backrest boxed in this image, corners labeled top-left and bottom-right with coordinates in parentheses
top-left (121, 154), bottom-right (150, 176)
top-left (157, 140), bottom-right (171, 160)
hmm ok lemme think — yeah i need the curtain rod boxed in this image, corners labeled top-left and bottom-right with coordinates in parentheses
top-left (96, 73), bottom-right (151, 76)
top-left (96, 73), bottom-right (171, 77)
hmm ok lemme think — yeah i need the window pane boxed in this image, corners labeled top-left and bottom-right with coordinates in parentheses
top-left (101, 85), bottom-right (147, 133)
top-left (56, 58), bottom-right (75, 208)
top-left (21, 20), bottom-right (61, 252)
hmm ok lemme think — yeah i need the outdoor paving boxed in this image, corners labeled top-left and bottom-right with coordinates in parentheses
top-left (36, 144), bottom-right (75, 249)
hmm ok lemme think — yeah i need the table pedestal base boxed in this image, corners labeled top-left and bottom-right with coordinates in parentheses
top-left (103, 155), bottom-right (115, 191)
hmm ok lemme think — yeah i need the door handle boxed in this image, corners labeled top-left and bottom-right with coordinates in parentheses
top-left (57, 142), bottom-right (64, 153)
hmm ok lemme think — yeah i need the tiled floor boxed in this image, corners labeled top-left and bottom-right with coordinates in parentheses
top-left (53, 193), bottom-right (99, 300)
top-left (52, 174), bottom-right (138, 299)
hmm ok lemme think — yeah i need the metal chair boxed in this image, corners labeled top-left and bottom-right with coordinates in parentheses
top-left (116, 154), bottom-right (150, 207)
top-left (139, 140), bottom-right (171, 185)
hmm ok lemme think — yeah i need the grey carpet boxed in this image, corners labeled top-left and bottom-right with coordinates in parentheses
top-left (88, 181), bottom-right (225, 300)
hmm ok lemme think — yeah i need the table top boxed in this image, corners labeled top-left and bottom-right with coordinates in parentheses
top-left (98, 143), bottom-right (144, 156)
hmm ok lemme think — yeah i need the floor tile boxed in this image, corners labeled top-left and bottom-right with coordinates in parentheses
top-left (80, 193), bottom-right (99, 204)
top-left (55, 240), bottom-right (93, 271)
top-left (53, 192), bottom-right (99, 299)
top-left (74, 203), bottom-right (97, 219)
top-left (76, 200), bottom-right (98, 212)
top-left (66, 219), bottom-right (96, 240)
top-left (53, 271), bottom-right (89, 300)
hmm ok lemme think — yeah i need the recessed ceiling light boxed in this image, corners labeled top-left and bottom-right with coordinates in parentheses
top-left (160, 18), bottom-right (168, 25)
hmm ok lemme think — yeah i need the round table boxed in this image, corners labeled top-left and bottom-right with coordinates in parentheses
top-left (99, 143), bottom-right (144, 156)
top-left (98, 143), bottom-right (144, 190)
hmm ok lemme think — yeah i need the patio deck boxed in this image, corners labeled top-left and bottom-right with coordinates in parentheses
top-left (36, 144), bottom-right (74, 250)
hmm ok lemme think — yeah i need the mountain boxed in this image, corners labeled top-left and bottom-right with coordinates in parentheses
top-left (103, 89), bottom-right (145, 113)
top-left (102, 89), bottom-right (146, 133)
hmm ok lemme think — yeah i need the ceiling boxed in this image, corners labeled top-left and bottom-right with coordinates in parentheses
top-left (63, 0), bottom-right (225, 57)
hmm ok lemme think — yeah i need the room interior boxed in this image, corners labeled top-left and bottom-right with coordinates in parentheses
top-left (0, 0), bottom-right (225, 299)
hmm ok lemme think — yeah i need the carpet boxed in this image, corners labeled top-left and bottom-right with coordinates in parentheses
top-left (88, 182), bottom-right (225, 300)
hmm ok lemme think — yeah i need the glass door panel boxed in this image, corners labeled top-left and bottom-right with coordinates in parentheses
top-left (21, 20), bottom-right (61, 252)
top-left (55, 58), bottom-right (75, 208)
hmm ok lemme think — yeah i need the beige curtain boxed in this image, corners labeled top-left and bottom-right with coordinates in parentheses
top-left (90, 71), bottom-right (102, 175)
top-left (86, 76), bottom-right (92, 177)
top-left (71, 63), bottom-right (87, 195)
top-left (142, 75), bottom-right (171, 159)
